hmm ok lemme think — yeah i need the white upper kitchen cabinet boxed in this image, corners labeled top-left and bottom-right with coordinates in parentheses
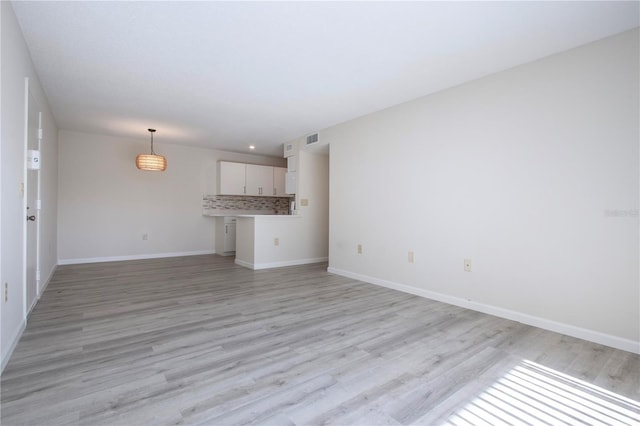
top-left (273, 167), bottom-right (287, 196)
top-left (246, 164), bottom-right (274, 196)
top-left (218, 162), bottom-right (246, 195)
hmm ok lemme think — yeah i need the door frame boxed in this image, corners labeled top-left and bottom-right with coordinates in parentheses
top-left (23, 77), bottom-right (42, 317)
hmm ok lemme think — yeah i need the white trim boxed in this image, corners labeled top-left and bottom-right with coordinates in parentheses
top-left (27, 293), bottom-right (37, 315)
top-left (58, 250), bottom-right (216, 265)
top-left (1, 319), bottom-right (26, 373)
top-left (4, 263), bottom-right (57, 372)
top-left (234, 258), bottom-right (254, 269)
top-left (0, 39), bottom-right (2, 375)
top-left (327, 267), bottom-right (640, 355)
top-left (236, 257), bottom-right (328, 270)
top-left (38, 264), bottom-right (56, 299)
top-left (22, 77), bottom-right (29, 323)
top-left (28, 264), bottom-right (57, 316)
top-left (35, 109), bottom-right (42, 313)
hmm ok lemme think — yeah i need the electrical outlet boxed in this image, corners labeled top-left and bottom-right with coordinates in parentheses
top-left (464, 258), bottom-right (472, 272)
top-left (300, 198), bottom-right (309, 206)
top-left (274, 238), bottom-right (279, 246)
top-left (142, 233), bottom-right (148, 240)
top-left (4, 283), bottom-right (8, 302)
top-left (357, 244), bottom-right (363, 254)
top-left (408, 251), bottom-right (414, 263)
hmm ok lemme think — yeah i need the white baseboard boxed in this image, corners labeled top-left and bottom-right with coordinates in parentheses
top-left (39, 264), bottom-right (57, 296)
top-left (27, 295), bottom-right (37, 315)
top-left (3, 264), bottom-right (57, 374)
top-left (327, 267), bottom-right (640, 355)
top-left (1, 319), bottom-right (26, 374)
top-left (234, 258), bottom-right (254, 269)
top-left (29, 264), bottom-right (57, 315)
top-left (58, 250), bottom-right (216, 265)
top-left (236, 257), bottom-right (328, 270)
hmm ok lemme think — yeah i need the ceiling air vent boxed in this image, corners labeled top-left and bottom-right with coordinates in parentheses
top-left (306, 133), bottom-right (319, 145)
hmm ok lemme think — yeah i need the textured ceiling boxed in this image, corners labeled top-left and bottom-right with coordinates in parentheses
top-left (11, 1), bottom-right (639, 157)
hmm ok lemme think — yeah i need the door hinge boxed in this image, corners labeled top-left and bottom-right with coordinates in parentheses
top-left (36, 199), bottom-right (42, 210)
top-left (36, 270), bottom-right (41, 281)
top-left (38, 128), bottom-right (43, 139)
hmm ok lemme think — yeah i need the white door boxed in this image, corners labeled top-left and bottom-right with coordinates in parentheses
top-left (25, 90), bottom-right (41, 313)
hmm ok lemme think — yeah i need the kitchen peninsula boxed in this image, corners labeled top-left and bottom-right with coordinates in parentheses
top-left (235, 214), bottom-right (324, 269)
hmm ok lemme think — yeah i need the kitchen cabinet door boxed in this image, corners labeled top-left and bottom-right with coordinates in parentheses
top-left (224, 222), bottom-right (236, 252)
top-left (215, 217), bottom-right (237, 255)
top-left (273, 167), bottom-right (287, 196)
top-left (218, 162), bottom-right (246, 195)
top-left (245, 164), bottom-right (273, 196)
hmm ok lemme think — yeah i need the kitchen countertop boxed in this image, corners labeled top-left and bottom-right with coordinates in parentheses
top-left (235, 214), bottom-right (301, 218)
top-left (202, 210), bottom-right (289, 217)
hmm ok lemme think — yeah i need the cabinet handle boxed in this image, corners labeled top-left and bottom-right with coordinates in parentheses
top-left (243, 186), bottom-right (246, 194)
top-left (225, 225), bottom-right (228, 234)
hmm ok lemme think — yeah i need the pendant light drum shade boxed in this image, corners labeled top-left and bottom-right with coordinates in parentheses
top-left (136, 128), bottom-right (167, 171)
top-left (136, 153), bottom-right (167, 171)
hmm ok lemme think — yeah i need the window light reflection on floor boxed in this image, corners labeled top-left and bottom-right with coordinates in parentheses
top-left (445, 360), bottom-right (640, 426)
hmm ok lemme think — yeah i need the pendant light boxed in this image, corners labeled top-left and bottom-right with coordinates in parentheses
top-left (136, 128), bottom-right (167, 171)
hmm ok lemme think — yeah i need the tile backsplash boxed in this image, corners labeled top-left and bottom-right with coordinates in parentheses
top-left (203, 195), bottom-right (291, 215)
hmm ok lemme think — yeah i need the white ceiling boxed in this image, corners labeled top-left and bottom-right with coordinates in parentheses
top-left (11, 1), bottom-right (639, 157)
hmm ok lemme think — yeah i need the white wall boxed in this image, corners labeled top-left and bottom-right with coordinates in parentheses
top-left (326, 29), bottom-right (639, 352)
top-left (1, 2), bottom-right (59, 371)
top-left (296, 150), bottom-right (330, 256)
top-left (57, 130), bottom-right (284, 263)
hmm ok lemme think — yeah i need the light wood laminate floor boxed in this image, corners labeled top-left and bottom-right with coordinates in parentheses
top-left (1, 255), bottom-right (639, 425)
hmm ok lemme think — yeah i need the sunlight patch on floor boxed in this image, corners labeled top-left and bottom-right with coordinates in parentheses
top-left (445, 360), bottom-right (640, 426)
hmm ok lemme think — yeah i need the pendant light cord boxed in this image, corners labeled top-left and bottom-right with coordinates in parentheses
top-left (149, 128), bottom-right (156, 154)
